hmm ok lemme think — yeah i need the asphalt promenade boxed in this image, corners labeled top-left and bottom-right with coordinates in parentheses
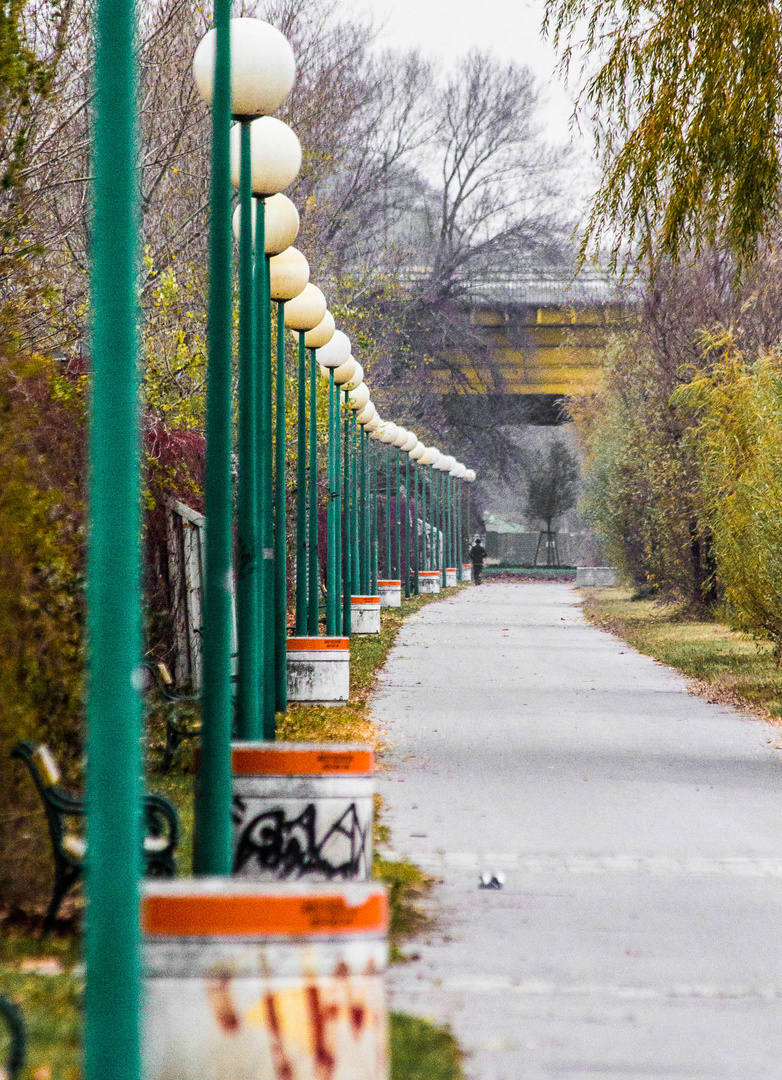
top-left (374, 582), bottom-right (782, 1079)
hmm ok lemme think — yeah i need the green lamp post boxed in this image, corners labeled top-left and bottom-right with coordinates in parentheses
top-left (368, 419), bottom-right (388, 581)
top-left (356, 400), bottom-right (380, 594)
top-left (327, 351), bottom-right (358, 633)
top-left (190, 4), bottom-right (233, 882)
top-left (390, 427), bottom-right (410, 596)
top-left (409, 440), bottom-right (426, 593)
top-left (347, 381), bottom-right (371, 598)
top-left (192, 15), bottom-right (296, 854)
top-left (451, 461), bottom-right (467, 581)
top-left (417, 445), bottom-right (436, 571)
top-left (269, 249), bottom-right (309, 638)
top-left (86, 0), bottom-right (144, 1069)
top-left (236, 198), bottom-right (301, 726)
top-left (464, 467), bottom-right (477, 564)
top-left (378, 422), bottom-right (399, 578)
top-left (228, 113), bottom-right (300, 739)
top-left (312, 323), bottom-right (350, 635)
top-left (343, 369), bottom-right (366, 595)
top-left (399, 430), bottom-right (417, 598)
top-left (384, 431), bottom-right (392, 576)
top-left (426, 448), bottom-right (443, 584)
top-left (308, 342), bottom-right (320, 635)
top-left (266, 207), bottom-right (306, 714)
top-left (282, 283), bottom-right (326, 637)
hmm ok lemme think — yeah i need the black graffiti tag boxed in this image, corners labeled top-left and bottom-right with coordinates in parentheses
top-left (232, 798), bottom-right (370, 879)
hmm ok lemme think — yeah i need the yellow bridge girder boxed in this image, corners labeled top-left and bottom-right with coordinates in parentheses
top-left (433, 302), bottom-right (624, 396)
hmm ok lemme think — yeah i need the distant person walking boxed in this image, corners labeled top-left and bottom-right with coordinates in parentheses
top-left (469, 536), bottom-right (486, 585)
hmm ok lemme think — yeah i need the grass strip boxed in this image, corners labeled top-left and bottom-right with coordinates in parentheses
top-left (0, 970), bottom-right (81, 1080)
top-left (390, 1012), bottom-right (465, 1080)
top-left (581, 586), bottom-right (782, 723)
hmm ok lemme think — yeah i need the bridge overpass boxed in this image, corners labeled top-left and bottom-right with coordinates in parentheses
top-left (431, 271), bottom-right (627, 422)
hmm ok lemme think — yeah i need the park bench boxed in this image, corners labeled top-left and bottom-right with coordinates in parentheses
top-left (142, 661), bottom-right (201, 773)
top-left (11, 741), bottom-right (178, 932)
top-left (0, 997), bottom-right (25, 1080)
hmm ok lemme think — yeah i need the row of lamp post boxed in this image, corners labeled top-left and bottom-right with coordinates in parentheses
top-left (83, 6), bottom-right (479, 1076)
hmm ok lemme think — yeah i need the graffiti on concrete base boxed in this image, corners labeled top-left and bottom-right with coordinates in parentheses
top-left (233, 798), bottom-right (370, 879)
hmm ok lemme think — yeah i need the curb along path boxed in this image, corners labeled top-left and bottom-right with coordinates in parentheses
top-left (373, 582), bottom-right (782, 1079)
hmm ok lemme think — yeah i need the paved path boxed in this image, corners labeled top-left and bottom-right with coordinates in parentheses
top-left (374, 582), bottom-right (782, 1080)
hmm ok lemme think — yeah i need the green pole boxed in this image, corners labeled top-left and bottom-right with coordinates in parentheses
top-left (260, 242), bottom-right (275, 737)
top-left (446, 472), bottom-right (453, 576)
top-left (436, 469), bottom-right (442, 574)
top-left (427, 464), bottom-right (434, 570)
top-left (235, 123), bottom-right (261, 739)
top-left (413, 461), bottom-right (420, 594)
top-left (326, 370), bottom-right (337, 634)
top-left (456, 478), bottom-right (463, 583)
top-left (334, 387), bottom-right (343, 634)
top-left (364, 429), bottom-right (372, 592)
top-left (86, 0), bottom-right (142, 1068)
top-left (371, 441), bottom-right (378, 594)
top-left (342, 389), bottom-right (352, 632)
top-left (194, 0), bottom-right (232, 875)
top-left (274, 301), bottom-right (287, 715)
top-left (351, 412), bottom-right (360, 595)
top-left (452, 475), bottom-right (457, 576)
top-left (385, 448), bottom-right (391, 578)
top-left (307, 347), bottom-right (319, 634)
top-left (421, 467), bottom-right (428, 571)
top-left (441, 469), bottom-right (446, 576)
top-left (295, 332), bottom-right (307, 633)
top-left (394, 447), bottom-right (401, 581)
top-left (402, 452), bottom-right (410, 598)
top-left (359, 425), bottom-right (368, 594)
top-left (441, 471), bottom-right (447, 587)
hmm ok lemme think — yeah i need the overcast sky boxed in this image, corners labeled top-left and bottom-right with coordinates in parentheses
top-left (352, 0), bottom-right (582, 142)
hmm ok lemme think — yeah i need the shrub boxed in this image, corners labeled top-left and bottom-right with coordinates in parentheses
top-left (0, 349), bottom-right (86, 916)
top-left (675, 338), bottom-right (782, 652)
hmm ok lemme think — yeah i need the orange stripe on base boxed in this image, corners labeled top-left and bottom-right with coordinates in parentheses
top-left (231, 745), bottom-right (374, 776)
top-left (377, 580), bottom-right (401, 587)
top-left (351, 596), bottom-right (381, 604)
top-left (286, 637), bottom-right (349, 651)
top-left (419, 571), bottom-right (440, 577)
top-left (143, 891), bottom-right (388, 937)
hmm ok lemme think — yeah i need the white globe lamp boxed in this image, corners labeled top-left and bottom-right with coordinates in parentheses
top-left (265, 193), bottom-right (299, 253)
top-left (330, 356), bottom-right (357, 386)
top-left (268, 247), bottom-right (308, 301)
top-left (230, 117), bottom-right (301, 195)
top-left (283, 283), bottom-right (326, 331)
top-left (347, 383), bottom-right (370, 411)
top-left (342, 361), bottom-right (364, 391)
top-left (315, 329), bottom-right (351, 369)
top-left (304, 311), bottom-right (335, 350)
top-left (193, 19), bottom-right (296, 118)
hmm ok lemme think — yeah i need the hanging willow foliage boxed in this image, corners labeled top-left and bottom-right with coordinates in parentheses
top-left (544, 0), bottom-right (782, 271)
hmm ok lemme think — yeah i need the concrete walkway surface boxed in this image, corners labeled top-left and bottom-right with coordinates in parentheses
top-left (374, 582), bottom-right (782, 1080)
